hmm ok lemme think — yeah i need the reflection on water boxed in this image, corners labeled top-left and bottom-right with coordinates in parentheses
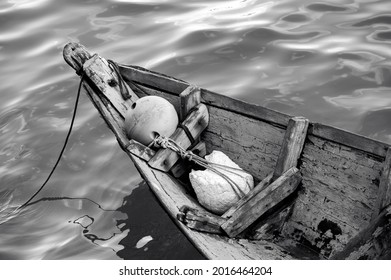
top-left (0, 0), bottom-right (390, 259)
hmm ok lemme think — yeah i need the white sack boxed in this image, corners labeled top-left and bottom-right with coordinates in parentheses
top-left (189, 151), bottom-right (254, 215)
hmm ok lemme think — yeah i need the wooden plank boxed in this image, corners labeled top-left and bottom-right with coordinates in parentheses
top-left (282, 134), bottom-right (382, 258)
top-left (309, 123), bottom-right (388, 158)
top-left (222, 173), bottom-right (273, 219)
top-left (83, 54), bottom-right (138, 118)
top-left (177, 206), bottom-right (227, 235)
top-left (273, 117), bottom-right (309, 180)
top-left (246, 117), bottom-right (307, 240)
top-left (148, 104), bottom-right (209, 172)
top-left (179, 85), bottom-right (201, 122)
top-left (119, 64), bottom-right (189, 95)
top-left (251, 204), bottom-right (294, 240)
top-left (125, 140), bottom-right (155, 162)
top-left (221, 167), bottom-right (302, 237)
top-left (372, 147), bottom-right (391, 218)
top-left (331, 205), bottom-right (391, 259)
top-left (63, 42), bottom-right (93, 74)
top-left (202, 89), bottom-right (291, 128)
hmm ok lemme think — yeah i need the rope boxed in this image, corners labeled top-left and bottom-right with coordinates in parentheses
top-left (152, 136), bottom-right (251, 198)
top-left (107, 60), bottom-right (131, 100)
top-left (18, 73), bottom-right (84, 210)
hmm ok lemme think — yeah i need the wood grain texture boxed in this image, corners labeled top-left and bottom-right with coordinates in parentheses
top-left (372, 147), bottom-right (391, 218)
top-left (148, 103), bottom-right (209, 172)
top-left (119, 64), bottom-right (189, 94)
top-left (273, 117), bottom-right (309, 179)
top-left (125, 140), bottom-right (155, 161)
top-left (222, 167), bottom-right (301, 237)
top-left (282, 135), bottom-right (383, 258)
top-left (63, 42), bottom-right (93, 73)
top-left (180, 85), bottom-right (201, 122)
top-left (222, 173), bottom-right (273, 219)
top-left (332, 206), bottom-right (391, 259)
top-left (177, 206), bottom-right (227, 234)
top-left (83, 54), bottom-right (138, 117)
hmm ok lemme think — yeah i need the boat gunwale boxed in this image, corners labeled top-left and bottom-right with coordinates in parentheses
top-left (119, 63), bottom-right (389, 159)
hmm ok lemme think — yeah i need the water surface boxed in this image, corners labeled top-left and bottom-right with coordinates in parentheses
top-left (0, 0), bottom-right (390, 259)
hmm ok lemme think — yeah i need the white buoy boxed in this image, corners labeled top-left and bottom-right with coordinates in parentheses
top-left (124, 96), bottom-right (178, 145)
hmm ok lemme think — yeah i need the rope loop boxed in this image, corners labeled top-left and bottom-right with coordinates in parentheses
top-left (107, 59), bottom-right (131, 100)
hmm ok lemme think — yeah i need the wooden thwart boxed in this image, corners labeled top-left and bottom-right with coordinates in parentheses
top-left (222, 173), bottom-right (273, 219)
top-left (273, 117), bottom-right (308, 180)
top-left (179, 85), bottom-right (201, 122)
top-left (221, 167), bottom-right (302, 237)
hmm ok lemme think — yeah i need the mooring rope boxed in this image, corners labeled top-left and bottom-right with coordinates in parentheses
top-left (151, 136), bottom-right (251, 198)
top-left (17, 73), bottom-right (85, 210)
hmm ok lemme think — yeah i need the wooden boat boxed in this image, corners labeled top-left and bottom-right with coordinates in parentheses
top-left (63, 42), bottom-right (391, 260)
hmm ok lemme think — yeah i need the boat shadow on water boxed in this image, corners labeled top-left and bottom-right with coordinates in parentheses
top-left (115, 181), bottom-right (204, 260)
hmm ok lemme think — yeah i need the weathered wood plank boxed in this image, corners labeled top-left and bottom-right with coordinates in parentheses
top-left (372, 147), bottom-right (391, 218)
top-left (273, 117), bottom-right (309, 180)
top-left (221, 167), bottom-right (302, 237)
top-left (309, 123), bottom-right (388, 158)
top-left (252, 204), bottom-right (294, 241)
top-left (282, 134), bottom-right (382, 258)
top-left (177, 206), bottom-right (227, 235)
top-left (202, 89), bottom-right (291, 128)
top-left (180, 85), bottom-right (201, 122)
top-left (148, 104), bottom-right (209, 172)
top-left (125, 140), bottom-right (155, 161)
top-left (222, 173), bottom-right (273, 219)
top-left (246, 117), bottom-right (308, 240)
top-left (332, 206), bottom-right (391, 259)
top-left (83, 54), bottom-right (138, 118)
top-left (119, 64), bottom-right (189, 94)
top-left (63, 42), bottom-right (93, 73)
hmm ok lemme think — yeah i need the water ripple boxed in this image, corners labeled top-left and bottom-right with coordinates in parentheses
top-left (1, 0), bottom-right (391, 259)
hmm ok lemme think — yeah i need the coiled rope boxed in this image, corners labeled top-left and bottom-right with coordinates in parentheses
top-left (150, 136), bottom-right (251, 198)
